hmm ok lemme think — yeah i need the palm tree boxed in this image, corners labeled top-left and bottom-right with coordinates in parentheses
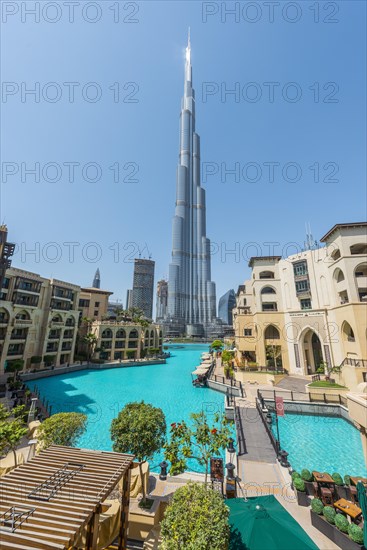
top-left (83, 333), bottom-right (98, 362)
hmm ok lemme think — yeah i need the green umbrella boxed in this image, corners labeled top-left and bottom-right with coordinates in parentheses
top-left (228, 496), bottom-right (319, 550)
top-left (357, 481), bottom-right (367, 548)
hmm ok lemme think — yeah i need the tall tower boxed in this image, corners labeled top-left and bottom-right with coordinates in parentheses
top-left (166, 32), bottom-right (216, 337)
top-left (131, 258), bottom-right (155, 319)
top-left (92, 268), bottom-right (101, 289)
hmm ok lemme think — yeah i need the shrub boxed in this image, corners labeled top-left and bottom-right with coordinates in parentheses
top-left (160, 482), bottom-right (230, 550)
top-left (332, 472), bottom-right (344, 486)
top-left (291, 471), bottom-right (301, 481)
top-left (311, 498), bottom-right (324, 515)
top-left (323, 506), bottom-right (336, 524)
top-left (301, 469), bottom-right (313, 482)
top-left (335, 514), bottom-right (349, 533)
top-left (294, 478), bottom-right (305, 492)
top-left (344, 475), bottom-right (351, 486)
top-left (348, 524), bottom-right (364, 544)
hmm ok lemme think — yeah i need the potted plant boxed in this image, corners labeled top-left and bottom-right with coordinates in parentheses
top-left (301, 469), bottom-right (316, 496)
top-left (332, 472), bottom-right (349, 499)
top-left (310, 500), bottom-right (334, 539)
top-left (294, 478), bottom-right (310, 506)
top-left (291, 471), bottom-right (301, 490)
top-left (347, 524), bottom-right (364, 550)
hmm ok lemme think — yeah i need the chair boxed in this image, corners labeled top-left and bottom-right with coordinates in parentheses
top-left (350, 486), bottom-right (358, 503)
top-left (320, 487), bottom-right (333, 506)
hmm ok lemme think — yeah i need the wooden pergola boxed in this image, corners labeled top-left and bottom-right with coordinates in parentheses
top-left (0, 445), bottom-right (134, 550)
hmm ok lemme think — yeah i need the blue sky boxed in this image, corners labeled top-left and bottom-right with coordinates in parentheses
top-left (1, 0), bottom-right (366, 308)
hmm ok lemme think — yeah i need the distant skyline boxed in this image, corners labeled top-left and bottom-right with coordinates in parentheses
top-left (1, 1), bottom-right (366, 308)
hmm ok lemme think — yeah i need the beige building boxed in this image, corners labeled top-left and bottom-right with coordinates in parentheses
top-left (0, 267), bottom-right (80, 374)
top-left (234, 223), bottom-right (367, 387)
top-left (91, 321), bottom-right (163, 361)
top-left (78, 287), bottom-right (113, 321)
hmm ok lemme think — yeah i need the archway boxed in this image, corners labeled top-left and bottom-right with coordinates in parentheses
top-left (300, 328), bottom-right (324, 375)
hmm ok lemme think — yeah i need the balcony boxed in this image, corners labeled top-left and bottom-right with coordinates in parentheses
top-left (50, 321), bottom-right (64, 328)
top-left (7, 351), bottom-right (23, 357)
top-left (101, 340), bottom-right (112, 350)
top-left (61, 343), bottom-right (72, 351)
top-left (10, 334), bottom-right (27, 340)
top-left (46, 344), bottom-right (58, 353)
top-left (356, 276), bottom-right (367, 288)
top-left (13, 319), bottom-right (32, 327)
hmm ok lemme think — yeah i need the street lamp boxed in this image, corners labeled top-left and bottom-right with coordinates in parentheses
top-left (159, 461), bottom-right (168, 481)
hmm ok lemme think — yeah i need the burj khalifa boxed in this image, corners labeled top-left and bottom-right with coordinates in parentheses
top-left (166, 32), bottom-right (217, 337)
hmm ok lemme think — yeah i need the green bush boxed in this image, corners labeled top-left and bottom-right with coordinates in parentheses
top-left (344, 475), bottom-right (351, 486)
top-left (323, 506), bottom-right (336, 525)
top-left (301, 469), bottom-right (313, 482)
top-left (294, 478), bottom-right (305, 492)
top-left (335, 514), bottom-right (349, 533)
top-left (348, 523), bottom-right (364, 544)
top-left (332, 472), bottom-right (344, 486)
top-left (160, 482), bottom-right (230, 550)
top-left (311, 498), bottom-right (324, 515)
top-left (291, 471), bottom-right (301, 481)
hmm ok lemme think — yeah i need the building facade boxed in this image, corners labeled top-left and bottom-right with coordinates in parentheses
top-left (156, 279), bottom-right (168, 322)
top-left (131, 259), bottom-right (155, 319)
top-left (166, 34), bottom-right (216, 337)
top-left (92, 268), bottom-right (101, 289)
top-left (0, 225), bottom-right (15, 290)
top-left (78, 287), bottom-right (113, 321)
top-left (91, 321), bottom-right (163, 361)
top-left (125, 290), bottom-right (132, 311)
top-left (0, 267), bottom-right (80, 374)
top-left (233, 223), bottom-right (367, 384)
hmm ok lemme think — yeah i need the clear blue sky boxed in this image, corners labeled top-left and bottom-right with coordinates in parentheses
top-left (1, 1), bottom-right (366, 307)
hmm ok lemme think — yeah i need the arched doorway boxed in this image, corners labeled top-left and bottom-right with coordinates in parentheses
top-left (300, 329), bottom-right (323, 375)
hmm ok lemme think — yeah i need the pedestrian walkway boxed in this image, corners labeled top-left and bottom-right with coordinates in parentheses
top-left (276, 375), bottom-right (310, 392)
top-left (235, 398), bottom-right (277, 463)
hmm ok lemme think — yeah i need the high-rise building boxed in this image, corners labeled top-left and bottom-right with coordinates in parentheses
top-left (156, 279), bottom-right (168, 321)
top-left (218, 289), bottom-right (236, 326)
top-left (131, 259), bottom-right (155, 319)
top-left (92, 268), bottom-right (101, 289)
top-left (126, 289), bottom-right (132, 310)
top-left (166, 32), bottom-right (216, 337)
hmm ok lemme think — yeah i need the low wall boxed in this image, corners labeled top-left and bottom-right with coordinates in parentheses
top-left (305, 383), bottom-right (350, 397)
top-left (21, 359), bottom-right (166, 381)
top-left (236, 371), bottom-right (275, 385)
top-left (264, 398), bottom-right (350, 421)
top-left (206, 378), bottom-right (242, 397)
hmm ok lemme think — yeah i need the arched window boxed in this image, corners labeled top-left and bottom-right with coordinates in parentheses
top-left (0, 308), bottom-right (10, 323)
top-left (342, 321), bottom-right (355, 342)
top-left (333, 268), bottom-right (345, 283)
top-left (350, 243), bottom-right (367, 255)
top-left (129, 329), bottom-right (138, 339)
top-left (261, 286), bottom-right (276, 294)
top-left (150, 330), bottom-right (154, 339)
top-left (355, 263), bottom-right (367, 278)
top-left (15, 310), bottom-right (31, 321)
top-left (259, 271), bottom-right (275, 279)
top-left (116, 329), bottom-right (126, 339)
top-left (65, 317), bottom-right (75, 327)
top-left (101, 329), bottom-right (112, 338)
top-left (264, 325), bottom-right (280, 340)
top-left (330, 249), bottom-right (341, 261)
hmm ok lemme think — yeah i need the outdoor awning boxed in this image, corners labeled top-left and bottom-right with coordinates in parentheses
top-left (227, 496), bottom-right (319, 550)
top-left (0, 444), bottom-right (134, 550)
top-left (192, 368), bottom-right (209, 375)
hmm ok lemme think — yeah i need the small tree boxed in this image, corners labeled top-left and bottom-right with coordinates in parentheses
top-left (110, 401), bottom-right (166, 505)
top-left (265, 344), bottom-right (282, 370)
top-left (6, 359), bottom-right (24, 381)
top-left (0, 404), bottom-right (28, 466)
top-left (38, 412), bottom-right (87, 448)
top-left (160, 482), bottom-right (230, 550)
top-left (164, 411), bottom-right (231, 485)
top-left (210, 340), bottom-right (223, 351)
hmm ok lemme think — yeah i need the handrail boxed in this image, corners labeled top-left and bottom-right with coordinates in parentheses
top-left (256, 399), bottom-right (280, 455)
top-left (258, 389), bottom-right (348, 408)
top-left (234, 406), bottom-right (247, 456)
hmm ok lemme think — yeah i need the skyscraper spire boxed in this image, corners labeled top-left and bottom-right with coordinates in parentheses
top-left (92, 268), bottom-right (101, 289)
top-left (165, 34), bottom-right (217, 337)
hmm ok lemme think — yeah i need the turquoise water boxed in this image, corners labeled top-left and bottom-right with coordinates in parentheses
top-left (271, 413), bottom-right (367, 477)
top-left (29, 344), bottom-right (229, 472)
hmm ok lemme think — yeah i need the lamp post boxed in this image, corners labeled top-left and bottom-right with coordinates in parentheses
top-left (159, 461), bottom-right (168, 481)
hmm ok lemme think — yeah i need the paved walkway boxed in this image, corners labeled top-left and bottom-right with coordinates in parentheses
top-left (276, 376), bottom-right (310, 392)
top-left (236, 398), bottom-right (277, 463)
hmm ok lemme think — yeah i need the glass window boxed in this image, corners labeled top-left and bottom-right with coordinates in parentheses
top-left (244, 329), bottom-right (252, 336)
top-left (300, 299), bottom-right (312, 310)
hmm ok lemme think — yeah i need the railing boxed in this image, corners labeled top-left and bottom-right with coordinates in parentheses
top-left (234, 405), bottom-right (247, 456)
top-left (255, 399), bottom-right (280, 455)
top-left (210, 374), bottom-right (244, 396)
top-left (239, 365), bottom-right (287, 374)
top-left (311, 374), bottom-right (320, 382)
top-left (258, 389), bottom-right (348, 407)
top-left (341, 357), bottom-right (367, 368)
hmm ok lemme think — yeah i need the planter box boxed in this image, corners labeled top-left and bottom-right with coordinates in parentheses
top-left (334, 528), bottom-right (365, 550)
top-left (310, 511), bottom-right (365, 550)
top-left (296, 489), bottom-right (310, 507)
top-left (310, 510), bottom-right (335, 539)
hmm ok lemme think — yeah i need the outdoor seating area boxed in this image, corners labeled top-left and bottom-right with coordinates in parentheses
top-left (0, 445), bottom-right (134, 550)
top-left (191, 352), bottom-right (213, 387)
